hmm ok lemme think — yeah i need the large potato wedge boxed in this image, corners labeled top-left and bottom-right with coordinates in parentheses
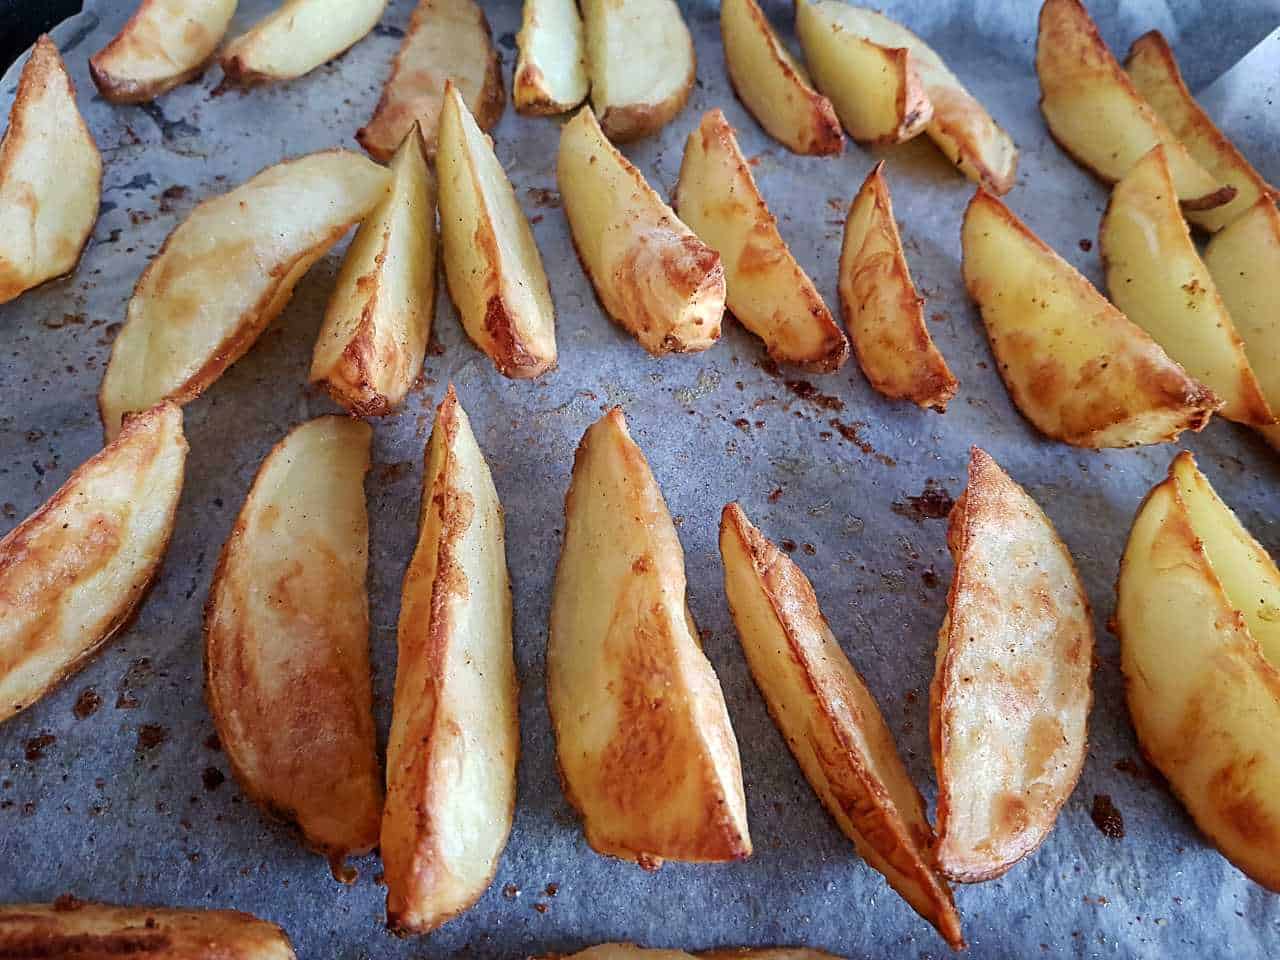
top-left (721, 0), bottom-right (842, 156)
top-left (99, 150), bottom-right (389, 440)
top-left (514, 0), bottom-right (589, 116)
top-left (674, 109), bottom-right (847, 372)
top-left (1117, 452), bottom-right (1280, 891)
top-left (559, 106), bottom-right (724, 355)
top-left (311, 128), bottom-right (436, 416)
top-left (383, 387), bottom-right (518, 934)
top-left (840, 162), bottom-right (956, 412)
top-left (549, 409), bottom-right (751, 868)
top-left (0, 36), bottom-right (102, 305)
top-left (205, 416), bottom-right (382, 878)
top-left (220, 0), bottom-right (387, 86)
top-left (720, 504), bottom-right (964, 950)
top-left (931, 448), bottom-right (1092, 882)
top-left (439, 83), bottom-right (557, 378)
top-left (0, 402), bottom-right (186, 726)
top-left (357, 0), bottom-right (504, 161)
top-left (961, 189), bottom-right (1218, 447)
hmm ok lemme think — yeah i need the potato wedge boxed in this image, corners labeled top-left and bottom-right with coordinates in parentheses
top-left (311, 129), bottom-right (436, 415)
top-left (0, 36), bottom-right (102, 305)
top-left (674, 109), bottom-right (847, 372)
top-left (961, 189), bottom-right (1218, 447)
top-left (383, 387), bottom-right (518, 934)
top-left (99, 150), bottom-right (389, 440)
top-left (721, 0), bottom-right (842, 156)
top-left (90, 0), bottom-right (236, 103)
top-left (1117, 452), bottom-right (1280, 891)
top-left (582, 0), bottom-right (694, 141)
top-left (931, 448), bottom-right (1093, 882)
top-left (720, 504), bottom-right (964, 950)
top-left (205, 416), bottom-right (382, 878)
top-left (514, 0), bottom-right (589, 116)
top-left (840, 162), bottom-right (956, 411)
top-left (0, 403), bottom-right (186, 726)
top-left (549, 409), bottom-right (751, 867)
top-left (357, 0), bottom-right (504, 161)
top-left (439, 83), bottom-right (557, 378)
top-left (559, 106), bottom-right (724, 355)
top-left (220, 0), bottom-right (387, 86)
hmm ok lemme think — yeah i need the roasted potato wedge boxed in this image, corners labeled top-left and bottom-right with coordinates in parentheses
top-left (221, 0), bottom-right (386, 86)
top-left (90, 0), bottom-right (236, 103)
top-left (674, 109), bottom-right (847, 372)
top-left (1117, 452), bottom-right (1280, 891)
top-left (383, 387), bottom-right (518, 934)
top-left (721, 0), bottom-right (842, 156)
top-left (720, 504), bottom-right (964, 950)
top-left (961, 189), bottom-right (1217, 447)
top-left (559, 106), bottom-right (724, 355)
top-left (0, 36), bottom-right (102, 304)
top-left (357, 0), bottom-right (504, 161)
top-left (311, 129), bottom-right (436, 415)
top-left (99, 150), bottom-right (389, 439)
top-left (0, 402), bottom-right (186, 725)
top-left (549, 409), bottom-right (751, 867)
top-left (205, 416), bottom-right (382, 878)
top-left (514, 0), bottom-right (589, 116)
top-left (841, 162), bottom-right (956, 411)
top-left (932, 448), bottom-right (1093, 882)
top-left (439, 83), bottom-right (557, 378)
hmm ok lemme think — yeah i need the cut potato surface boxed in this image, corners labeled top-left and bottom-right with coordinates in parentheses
top-left (514, 0), bottom-right (589, 115)
top-left (221, 0), bottom-right (387, 85)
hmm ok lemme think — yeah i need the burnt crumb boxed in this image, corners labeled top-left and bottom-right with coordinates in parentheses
top-left (802, 543), bottom-right (816, 555)
top-left (526, 187), bottom-right (561, 208)
top-left (892, 480), bottom-right (954, 522)
top-left (780, 539), bottom-right (797, 553)
top-left (502, 884), bottom-right (519, 899)
top-left (204, 732), bottom-right (222, 752)
top-left (532, 902), bottom-right (548, 914)
top-left (921, 566), bottom-right (940, 589)
top-left (829, 419), bottom-right (874, 454)
top-left (784, 378), bottom-right (844, 412)
top-left (73, 688), bottom-right (102, 719)
top-left (24, 733), bottom-right (56, 762)
top-left (25, 430), bottom-right (44, 443)
top-left (2, 503), bottom-right (15, 519)
top-left (545, 883), bottom-right (558, 897)
top-left (1079, 238), bottom-right (1093, 252)
top-left (157, 184), bottom-right (189, 214)
top-left (202, 767), bottom-right (225, 792)
top-left (427, 337), bottom-right (446, 357)
top-left (767, 487), bottom-right (783, 503)
top-left (1091, 794), bottom-right (1125, 840)
top-left (733, 418), bottom-right (750, 432)
top-left (136, 725), bottom-right (168, 752)
top-left (20, 801), bottom-right (37, 817)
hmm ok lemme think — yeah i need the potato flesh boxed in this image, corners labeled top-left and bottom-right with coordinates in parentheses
top-left (514, 0), bottom-right (589, 115)
top-left (221, 0), bottom-right (387, 83)
top-left (90, 0), bottom-right (236, 102)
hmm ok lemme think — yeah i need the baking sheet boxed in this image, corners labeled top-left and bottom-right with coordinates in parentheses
top-left (2, 1), bottom-right (1279, 957)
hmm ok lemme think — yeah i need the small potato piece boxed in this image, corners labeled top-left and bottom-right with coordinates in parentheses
top-left (961, 189), bottom-right (1218, 447)
top-left (0, 36), bottom-right (102, 304)
top-left (721, 0), bottom-right (842, 156)
top-left (221, 0), bottom-right (387, 86)
top-left (549, 409), bottom-right (751, 867)
top-left (1117, 452), bottom-right (1280, 891)
top-left (205, 417), bottom-right (382, 878)
top-left (514, 0), bottom-right (588, 116)
top-left (99, 150), bottom-right (390, 439)
top-left (674, 109), bottom-right (847, 372)
top-left (439, 84), bottom-right (557, 378)
top-left (841, 162), bottom-right (956, 411)
top-left (0, 403), bottom-right (186, 725)
top-left (932, 448), bottom-right (1093, 882)
top-left (559, 106), bottom-right (724, 355)
top-left (383, 387), bottom-right (518, 934)
top-left (720, 504), bottom-right (964, 950)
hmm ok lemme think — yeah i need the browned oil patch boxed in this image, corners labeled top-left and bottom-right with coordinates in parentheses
top-left (24, 734), bottom-right (55, 762)
top-left (892, 480), bottom-right (955, 522)
top-left (136, 724), bottom-right (167, 751)
top-left (72, 688), bottom-right (102, 719)
top-left (202, 767), bottom-right (225, 791)
top-left (1091, 794), bottom-right (1125, 839)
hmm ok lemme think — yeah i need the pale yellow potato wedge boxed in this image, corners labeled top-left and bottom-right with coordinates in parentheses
top-left (311, 129), bottom-right (436, 415)
top-left (1117, 452), bottom-right (1280, 892)
top-left (961, 189), bottom-right (1218, 447)
top-left (0, 403), bottom-right (185, 726)
top-left (0, 36), bottom-right (102, 304)
top-left (720, 504), bottom-right (964, 950)
top-left (841, 162), bottom-right (956, 411)
top-left (674, 109), bottom-right (847, 372)
top-left (99, 150), bottom-right (389, 439)
top-left (221, 0), bottom-right (386, 85)
top-left (383, 387), bottom-right (518, 934)
top-left (721, 0), bottom-right (842, 156)
top-left (931, 448), bottom-right (1092, 882)
top-left (205, 416), bottom-right (382, 879)
top-left (358, 0), bottom-right (504, 161)
top-left (514, 0), bottom-right (589, 116)
top-left (439, 83), bottom-right (557, 378)
top-left (549, 409), bottom-right (751, 868)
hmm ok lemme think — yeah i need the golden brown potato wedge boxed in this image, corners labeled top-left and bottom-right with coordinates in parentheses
top-left (674, 109), bottom-right (847, 372)
top-left (932, 448), bottom-right (1093, 882)
top-left (514, 0), bottom-right (589, 116)
top-left (220, 0), bottom-right (387, 86)
top-left (1117, 452), bottom-right (1280, 891)
top-left (0, 36), bottom-right (102, 304)
top-left (439, 83), bottom-right (557, 378)
top-left (99, 150), bottom-right (389, 440)
top-left (205, 416), bottom-right (382, 879)
top-left (840, 162), bottom-right (956, 411)
top-left (549, 409), bottom-right (751, 868)
top-left (383, 387), bottom-right (518, 934)
top-left (721, 0), bottom-right (842, 156)
top-left (357, 0), bottom-right (504, 161)
top-left (961, 189), bottom-right (1218, 447)
top-left (0, 403), bottom-right (186, 725)
top-left (720, 504), bottom-right (964, 950)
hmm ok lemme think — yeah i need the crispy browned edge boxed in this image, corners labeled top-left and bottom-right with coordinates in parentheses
top-left (88, 2), bottom-right (221, 103)
top-left (513, 63), bottom-right (564, 117)
top-left (869, 45), bottom-right (931, 148)
top-left (219, 3), bottom-right (384, 88)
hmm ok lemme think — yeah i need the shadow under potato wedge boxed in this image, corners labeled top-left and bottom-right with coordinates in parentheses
top-left (220, 0), bottom-right (388, 86)
top-left (514, 0), bottom-right (589, 116)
